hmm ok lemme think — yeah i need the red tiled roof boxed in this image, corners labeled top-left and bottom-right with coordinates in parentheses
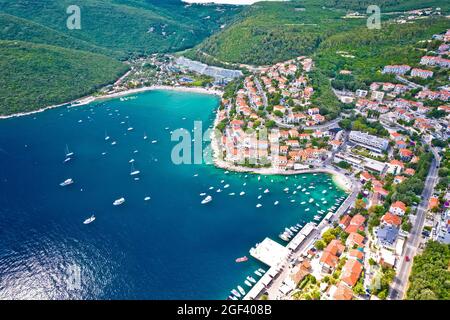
top-left (341, 259), bottom-right (363, 287)
top-left (391, 201), bottom-right (406, 212)
top-left (382, 212), bottom-right (402, 226)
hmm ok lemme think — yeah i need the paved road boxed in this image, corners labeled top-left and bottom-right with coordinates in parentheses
top-left (395, 75), bottom-right (425, 90)
top-left (388, 146), bottom-right (440, 300)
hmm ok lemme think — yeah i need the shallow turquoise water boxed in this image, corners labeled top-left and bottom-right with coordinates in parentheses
top-left (0, 90), bottom-right (346, 299)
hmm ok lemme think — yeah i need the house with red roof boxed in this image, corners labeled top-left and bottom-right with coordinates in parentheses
top-left (387, 160), bottom-right (404, 175)
top-left (319, 240), bottom-right (345, 273)
top-left (428, 196), bottom-right (439, 210)
top-left (389, 201), bottom-right (407, 216)
top-left (328, 282), bottom-right (354, 300)
top-left (381, 212), bottom-right (402, 227)
top-left (346, 233), bottom-right (365, 248)
top-left (345, 214), bottom-right (366, 234)
top-left (339, 215), bottom-right (352, 230)
top-left (394, 175), bottom-right (407, 184)
top-left (341, 259), bottom-right (363, 287)
top-left (399, 148), bottom-right (414, 161)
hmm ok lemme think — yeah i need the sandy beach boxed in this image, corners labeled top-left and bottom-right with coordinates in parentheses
top-left (0, 85), bottom-right (223, 120)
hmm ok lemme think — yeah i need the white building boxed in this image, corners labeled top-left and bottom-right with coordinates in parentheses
top-left (349, 131), bottom-right (389, 153)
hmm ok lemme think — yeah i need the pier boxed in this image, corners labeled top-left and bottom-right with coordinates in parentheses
top-left (243, 176), bottom-right (360, 300)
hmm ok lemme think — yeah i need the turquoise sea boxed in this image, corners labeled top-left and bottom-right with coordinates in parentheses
top-left (0, 90), bottom-right (346, 299)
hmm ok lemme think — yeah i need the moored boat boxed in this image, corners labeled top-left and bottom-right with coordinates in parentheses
top-left (235, 256), bottom-right (248, 263)
top-left (60, 178), bottom-right (74, 187)
top-left (201, 195), bottom-right (212, 204)
top-left (83, 215), bottom-right (96, 225)
top-left (113, 197), bottom-right (125, 206)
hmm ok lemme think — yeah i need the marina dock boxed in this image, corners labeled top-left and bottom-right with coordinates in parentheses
top-left (243, 223), bottom-right (316, 300)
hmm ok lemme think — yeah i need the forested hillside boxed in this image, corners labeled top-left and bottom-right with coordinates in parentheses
top-left (0, 0), bottom-right (240, 116)
top-left (0, 41), bottom-right (128, 115)
top-left (407, 241), bottom-right (450, 300)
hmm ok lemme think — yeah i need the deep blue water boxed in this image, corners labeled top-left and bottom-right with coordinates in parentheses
top-left (0, 90), bottom-right (346, 299)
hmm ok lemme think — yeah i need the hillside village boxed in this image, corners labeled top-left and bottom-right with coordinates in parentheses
top-left (212, 28), bottom-right (449, 301)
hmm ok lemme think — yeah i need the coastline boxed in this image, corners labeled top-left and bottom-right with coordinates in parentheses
top-left (0, 85), bottom-right (223, 120)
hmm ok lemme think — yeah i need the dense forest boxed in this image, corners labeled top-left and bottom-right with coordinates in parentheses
top-left (0, 0), bottom-right (240, 115)
top-left (407, 241), bottom-right (450, 300)
top-left (0, 41), bottom-right (128, 115)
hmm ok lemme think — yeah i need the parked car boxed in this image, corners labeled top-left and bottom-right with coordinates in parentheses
top-left (405, 256), bottom-right (410, 262)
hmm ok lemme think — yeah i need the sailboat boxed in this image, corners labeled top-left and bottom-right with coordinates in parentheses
top-left (104, 131), bottom-right (110, 141)
top-left (65, 144), bottom-right (74, 157)
top-left (130, 163), bottom-right (140, 176)
top-left (144, 132), bottom-right (148, 140)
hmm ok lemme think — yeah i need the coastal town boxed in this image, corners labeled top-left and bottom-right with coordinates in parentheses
top-left (70, 22), bottom-right (450, 301)
top-left (3, 0), bottom-right (450, 306)
top-left (115, 10), bottom-right (431, 303)
top-left (67, 27), bottom-right (449, 301)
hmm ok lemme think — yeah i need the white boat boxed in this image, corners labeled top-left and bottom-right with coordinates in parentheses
top-left (239, 191), bottom-right (245, 196)
top-left (283, 187), bottom-right (289, 192)
top-left (216, 189), bottom-right (222, 193)
top-left (200, 192), bottom-right (206, 196)
top-left (305, 208), bottom-right (310, 212)
top-left (83, 215), bottom-right (96, 225)
top-left (231, 289), bottom-right (241, 298)
top-left (151, 140), bottom-right (157, 144)
top-left (256, 204), bottom-right (262, 208)
top-left (201, 195), bottom-right (212, 204)
top-left (65, 145), bottom-right (74, 157)
top-left (279, 233), bottom-right (290, 241)
top-left (127, 127), bottom-right (134, 131)
top-left (229, 193), bottom-right (235, 196)
top-left (60, 178), bottom-right (74, 187)
top-left (254, 270), bottom-right (262, 277)
top-left (129, 159), bottom-right (135, 163)
top-left (309, 198), bottom-right (314, 203)
top-left (237, 286), bottom-right (245, 295)
top-left (258, 268), bottom-right (265, 274)
top-left (247, 276), bottom-right (256, 283)
top-left (313, 215), bottom-right (321, 221)
top-left (264, 189), bottom-right (269, 193)
top-left (257, 195), bottom-right (262, 199)
top-left (230, 296), bottom-right (238, 300)
top-left (144, 133), bottom-right (148, 140)
top-left (274, 201), bottom-right (279, 205)
top-left (144, 196), bottom-right (151, 201)
top-left (290, 199), bottom-right (296, 203)
top-left (301, 188), bottom-right (306, 192)
top-left (322, 190), bottom-right (327, 194)
top-left (111, 141), bottom-right (117, 146)
top-left (300, 201), bottom-right (306, 205)
top-left (113, 197), bottom-right (125, 206)
top-left (105, 131), bottom-right (110, 141)
top-left (244, 280), bottom-right (252, 287)
top-left (130, 163), bottom-right (140, 176)
top-left (63, 157), bottom-right (72, 163)
top-left (224, 184), bottom-right (230, 189)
